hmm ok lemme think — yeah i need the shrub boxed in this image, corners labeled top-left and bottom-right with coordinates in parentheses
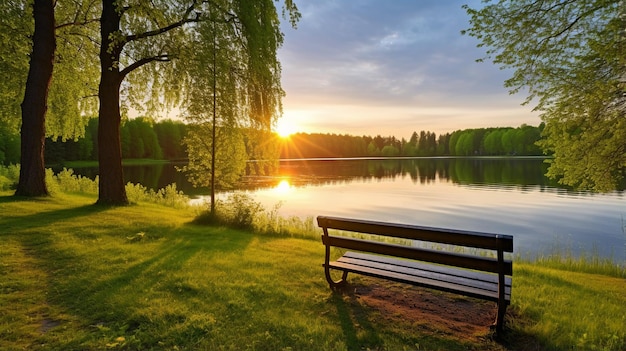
top-left (126, 182), bottom-right (190, 209)
top-left (195, 192), bottom-right (319, 239)
top-left (0, 164), bottom-right (19, 191)
top-left (216, 192), bottom-right (263, 229)
top-left (49, 168), bottom-right (98, 194)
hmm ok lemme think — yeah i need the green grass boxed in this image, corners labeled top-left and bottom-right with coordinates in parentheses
top-left (508, 264), bottom-right (625, 350)
top-left (1, 192), bottom-right (624, 350)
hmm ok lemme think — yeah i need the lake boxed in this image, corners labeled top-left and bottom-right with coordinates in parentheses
top-left (69, 157), bottom-right (626, 260)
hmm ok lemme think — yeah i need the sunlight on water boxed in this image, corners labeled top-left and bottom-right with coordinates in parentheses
top-left (272, 179), bottom-right (292, 195)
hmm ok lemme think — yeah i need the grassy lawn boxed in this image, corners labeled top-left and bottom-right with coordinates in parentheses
top-left (0, 192), bottom-right (624, 350)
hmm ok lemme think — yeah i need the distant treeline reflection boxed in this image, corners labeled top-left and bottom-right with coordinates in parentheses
top-left (66, 157), bottom-right (564, 194)
top-left (272, 157), bottom-right (557, 190)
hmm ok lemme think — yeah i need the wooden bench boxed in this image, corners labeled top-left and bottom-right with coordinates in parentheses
top-left (317, 215), bottom-right (513, 332)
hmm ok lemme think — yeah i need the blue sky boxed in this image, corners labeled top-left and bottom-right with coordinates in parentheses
top-left (276, 0), bottom-right (540, 138)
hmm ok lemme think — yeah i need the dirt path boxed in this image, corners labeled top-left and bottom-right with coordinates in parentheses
top-left (351, 279), bottom-right (496, 334)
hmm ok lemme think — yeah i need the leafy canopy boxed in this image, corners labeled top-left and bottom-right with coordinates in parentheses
top-left (463, 0), bottom-right (625, 191)
top-left (0, 0), bottom-right (99, 140)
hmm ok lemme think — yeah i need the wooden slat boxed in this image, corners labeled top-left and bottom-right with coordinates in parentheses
top-left (318, 216), bottom-right (514, 252)
top-left (327, 260), bottom-right (510, 302)
top-left (323, 235), bottom-right (513, 275)
top-left (343, 252), bottom-right (512, 284)
top-left (337, 253), bottom-right (511, 295)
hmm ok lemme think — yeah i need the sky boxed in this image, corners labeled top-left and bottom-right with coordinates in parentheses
top-left (276, 0), bottom-right (541, 139)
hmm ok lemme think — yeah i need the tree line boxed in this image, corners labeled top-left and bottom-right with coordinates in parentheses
top-left (0, 119), bottom-right (545, 165)
top-left (42, 118), bottom-right (188, 164)
top-left (280, 124), bottom-right (544, 159)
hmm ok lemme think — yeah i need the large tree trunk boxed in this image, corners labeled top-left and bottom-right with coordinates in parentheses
top-left (96, 0), bottom-right (128, 205)
top-left (15, 0), bottom-right (56, 197)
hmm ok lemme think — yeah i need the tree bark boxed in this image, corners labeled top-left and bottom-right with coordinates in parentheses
top-left (15, 0), bottom-right (56, 197)
top-left (96, 0), bottom-right (128, 205)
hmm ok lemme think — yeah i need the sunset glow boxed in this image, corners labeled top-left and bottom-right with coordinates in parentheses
top-left (275, 118), bottom-right (298, 138)
top-left (277, 1), bottom-right (540, 138)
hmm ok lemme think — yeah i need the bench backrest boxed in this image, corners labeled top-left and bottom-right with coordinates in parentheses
top-left (318, 215), bottom-right (513, 275)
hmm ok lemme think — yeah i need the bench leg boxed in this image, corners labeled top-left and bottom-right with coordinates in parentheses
top-left (492, 303), bottom-right (507, 333)
top-left (324, 266), bottom-right (348, 289)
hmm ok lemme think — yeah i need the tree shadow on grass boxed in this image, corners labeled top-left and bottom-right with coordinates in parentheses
top-left (3, 198), bottom-right (254, 349)
top-left (327, 287), bottom-right (383, 349)
top-left (1, 201), bottom-right (110, 236)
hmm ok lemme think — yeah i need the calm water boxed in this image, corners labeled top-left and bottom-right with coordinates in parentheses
top-left (70, 157), bottom-right (626, 259)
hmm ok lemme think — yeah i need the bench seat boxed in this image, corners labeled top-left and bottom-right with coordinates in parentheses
top-left (328, 251), bottom-right (511, 303)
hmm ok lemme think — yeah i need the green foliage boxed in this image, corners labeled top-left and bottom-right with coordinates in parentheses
top-left (244, 128), bottom-right (280, 176)
top-left (125, 182), bottom-right (190, 209)
top-left (216, 192), bottom-right (264, 229)
top-left (455, 131), bottom-right (475, 156)
top-left (123, 117), bottom-right (163, 159)
top-left (0, 164), bottom-right (19, 191)
top-left (194, 192), bottom-right (319, 238)
top-left (463, 0), bottom-right (626, 191)
top-left (0, 125), bottom-right (20, 165)
top-left (0, 0), bottom-right (32, 133)
top-left (380, 145), bottom-right (399, 157)
top-left (180, 0), bottom-right (299, 201)
top-left (182, 123), bottom-right (248, 189)
top-left (45, 118), bottom-right (187, 164)
top-left (282, 126), bottom-right (542, 159)
top-left (28, 166), bottom-right (191, 208)
top-left (154, 119), bottom-right (187, 160)
top-left (0, 0), bottom-right (99, 139)
top-left (45, 168), bottom-right (98, 195)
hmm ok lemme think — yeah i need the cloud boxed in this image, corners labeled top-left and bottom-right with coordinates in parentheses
top-left (278, 0), bottom-right (539, 137)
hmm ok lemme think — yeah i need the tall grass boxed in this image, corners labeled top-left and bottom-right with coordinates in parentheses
top-left (1, 165), bottom-right (191, 209)
top-left (194, 192), bottom-right (319, 239)
top-left (517, 235), bottom-right (625, 279)
top-left (520, 250), bottom-right (625, 278)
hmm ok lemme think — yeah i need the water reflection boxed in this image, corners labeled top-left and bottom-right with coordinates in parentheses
top-left (64, 157), bottom-right (615, 193)
top-left (242, 157), bottom-right (562, 192)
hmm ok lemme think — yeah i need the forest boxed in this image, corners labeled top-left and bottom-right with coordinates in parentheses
top-left (0, 118), bottom-right (544, 165)
top-left (280, 124), bottom-right (543, 158)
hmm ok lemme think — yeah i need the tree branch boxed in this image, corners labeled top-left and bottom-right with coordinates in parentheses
top-left (124, 1), bottom-right (200, 44)
top-left (540, 4), bottom-right (605, 46)
top-left (120, 54), bottom-right (172, 78)
top-left (55, 0), bottom-right (100, 29)
top-left (56, 18), bottom-right (100, 30)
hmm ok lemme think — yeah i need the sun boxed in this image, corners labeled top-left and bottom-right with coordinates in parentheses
top-left (275, 118), bottom-right (297, 138)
